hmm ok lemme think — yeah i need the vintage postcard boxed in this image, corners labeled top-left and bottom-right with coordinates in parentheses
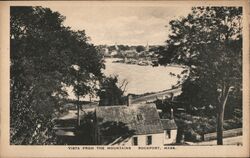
top-left (0, 0), bottom-right (249, 157)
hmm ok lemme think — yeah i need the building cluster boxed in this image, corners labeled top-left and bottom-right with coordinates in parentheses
top-left (97, 43), bottom-right (159, 65)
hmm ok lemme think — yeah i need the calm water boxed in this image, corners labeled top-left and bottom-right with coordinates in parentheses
top-left (67, 58), bottom-right (184, 100)
top-left (103, 58), bottom-right (184, 95)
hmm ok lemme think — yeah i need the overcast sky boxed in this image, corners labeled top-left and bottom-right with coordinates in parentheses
top-left (46, 3), bottom-right (192, 46)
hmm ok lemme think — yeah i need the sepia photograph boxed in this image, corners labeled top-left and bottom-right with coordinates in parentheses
top-left (0, 0), bottom-right (249, 157)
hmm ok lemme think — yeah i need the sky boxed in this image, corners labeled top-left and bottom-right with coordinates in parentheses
top-left (45, 3), bottom-right (192, 46)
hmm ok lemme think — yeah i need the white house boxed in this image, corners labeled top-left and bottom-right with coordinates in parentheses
top-left (110, 50), bottom-right (118, 56)
top-left (94, 102), bottom-right (177, 146)
top-left (161, 119), bottom-right (178, 145)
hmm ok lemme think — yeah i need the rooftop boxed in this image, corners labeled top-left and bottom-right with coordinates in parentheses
top-left (96, 103), bottom-right (164, 135)
top-left (161, 119), bottom-right (177, 130)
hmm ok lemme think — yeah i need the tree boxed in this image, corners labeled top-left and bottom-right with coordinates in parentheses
top-left (158, 7), bottom-right (242, 145)
top-left (136, 45), bottom-right (145, 52)
top-left (63, 30), bottom-right (104, 126)
top-left (118, 45), bottom-right (130, 51)
top-left (98, 75), bottom-right (128, 106)
top-left (10, 6), bottom-right (104, 144)
top-left (10, 6), bottom-right (69, 144)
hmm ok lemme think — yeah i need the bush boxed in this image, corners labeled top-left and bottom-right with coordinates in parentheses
top-left (174, 112), bottom-right (242, 142)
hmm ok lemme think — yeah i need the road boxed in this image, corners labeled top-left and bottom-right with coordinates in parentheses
top-left (131, 86), bottom-right (182, 104)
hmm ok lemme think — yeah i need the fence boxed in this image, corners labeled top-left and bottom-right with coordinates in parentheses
top-left (204, 128), bottom-right (242, 141)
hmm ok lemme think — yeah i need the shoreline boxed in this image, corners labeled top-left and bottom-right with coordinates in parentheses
top-left (105, 57), bottom-right (188, 69)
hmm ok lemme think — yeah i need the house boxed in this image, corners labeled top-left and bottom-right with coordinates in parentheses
top-left (161, 119), bottom-right (177, 144)
top-left (94, 97), bottom-right (178, 146)
top-left (110, 50), bottom-right (118, 56)
top-left (122, 50), bottom-right (138, 58)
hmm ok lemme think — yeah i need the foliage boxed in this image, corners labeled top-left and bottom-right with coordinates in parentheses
top-left (157, 7), bottom-right (242, 144)
top-left (63, 30), bottom-right (104, 98)
top-left (98, 75), bottom-right (128, 106)
top-left (174, 112), bottom-right (242, 142)
top-left (158, 6), bottom-right (242, 108)
top-left (117, 45), bottom-right (130, 51)
top-left (73, 112), bottom-right (96, 145)
top-left (10, 6), bottom-right (103, 144)
top-left (135, 45), bottom-right (145, 52)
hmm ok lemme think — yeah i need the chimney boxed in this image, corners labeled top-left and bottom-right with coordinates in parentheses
top-left (170, 108), bottom-right (174, 119)
top-left (127, 94), bottom-right (132, 106)
top-left (170, 93), bottom-right (174, 101)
